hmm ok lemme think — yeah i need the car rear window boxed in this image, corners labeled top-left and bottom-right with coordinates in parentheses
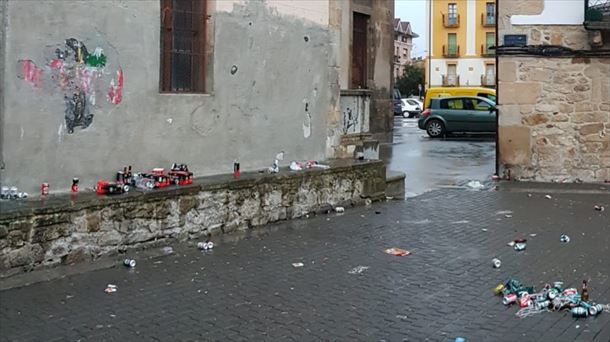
top-left (477, 93), bottom-right (496, 103)
top-left (440, 98), bottom-right (464, 109)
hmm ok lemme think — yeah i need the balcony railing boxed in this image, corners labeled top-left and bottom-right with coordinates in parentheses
top-left (443, 45), bottom-right (460, 57)
top-left (442, 75), bottom-right (460, 87)
top-left (481, 74), bottom-right (496, 87)
top-left (442, 13), bottom-right (460, 28)
top-left (481, 44), bottom-right (495, 57)
top-left (584, 0), bottom-right (610, 31)
top-left (481, 13), bottom-right (495, 27)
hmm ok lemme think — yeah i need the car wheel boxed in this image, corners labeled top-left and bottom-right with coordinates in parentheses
top-left (402, 111), bottom-right (409, 118)
top-left (426, 119), bottom-right (445, 138)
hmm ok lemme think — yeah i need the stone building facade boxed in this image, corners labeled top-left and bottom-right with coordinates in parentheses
top-left (393, 19), bottom-right (418, 78)
top-left (0, 0), bottom-right (395, 194)
top-left (497, 0), bottom-right (610, 182)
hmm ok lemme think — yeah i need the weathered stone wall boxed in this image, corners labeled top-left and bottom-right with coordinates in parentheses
top-left (0, 160), bottom-right (386, 278)
top-left (497, 0), bottom-right (610, 182)
top-left (498, 57), bottom-right (609, 181)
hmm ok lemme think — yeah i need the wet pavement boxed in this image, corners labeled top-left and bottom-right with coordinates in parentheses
top-left (1, 187), bottom-right (608, 342)
top-left (380, 116), bottom-right (496, 197)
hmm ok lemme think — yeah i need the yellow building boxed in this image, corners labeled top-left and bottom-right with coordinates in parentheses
top-left (425, 0), bottom-right (496, 89)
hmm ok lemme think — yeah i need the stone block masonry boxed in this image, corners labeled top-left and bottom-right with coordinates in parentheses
top-left (498, 57), bottom-right (610, 182)
top-left (0, 160), bottom-right (387, 278)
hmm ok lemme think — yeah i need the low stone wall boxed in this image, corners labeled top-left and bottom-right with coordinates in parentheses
top-left (0, 160), bottom-right (386, 278)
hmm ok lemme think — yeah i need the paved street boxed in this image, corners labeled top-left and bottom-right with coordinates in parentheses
top-left (1, 185), bottom-right (609, 341)
top-left (380, 116), bottom-right (496, 197)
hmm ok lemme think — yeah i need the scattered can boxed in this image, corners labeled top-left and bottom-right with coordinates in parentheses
top-left (514, 242), bottom-right (527, 251)
top-left (493, 284), bottom-right (505, 295)
top-left (233, 160), bottom-right (240, 178)
top-left (116, 171), bottom-right (125, 183)
top-left (563, 288), bottom-right (578, 296)
top-left (560, 234), bottom-right (570, 243)
top-left (335, 206), bottom-right (345, 213)
top-left (571, 307), bottom-right (588, 317)
top-left (123, 259), bottom-right (136, 267)
top-left (594, 205), bottom-right (605, 212)
top-left (553, 281), bottom-right (564, 290)
top-left (502, 293), bottom-right (517, 305)
top-left (589, 304), bottom-right (603, 316)
top-left (41, 182), bottom-right (49, 196)
top-left (0, 186), bottom-right (9, 199)
top-left (71, 178), bottom-right (79, 193)
top-left (534, 300), bottom-right (550, 310)
top-left (197, 241), bottom-right (214, 250)
top-left (492, 258), bottom-right (501, 268)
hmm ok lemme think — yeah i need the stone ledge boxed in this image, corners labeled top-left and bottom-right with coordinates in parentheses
top-left (0, 159), bottom-right (387, 278)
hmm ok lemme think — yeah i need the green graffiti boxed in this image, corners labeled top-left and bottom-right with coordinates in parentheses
top-left (85, 53), bottom-right (106, 67)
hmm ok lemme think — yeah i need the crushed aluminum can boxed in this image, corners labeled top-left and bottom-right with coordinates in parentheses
top-left (123, 259), bottom-right (136, 268)
top-left (519, 293), bottom-right (531, 308)
top-left (514, 242), bottom-right (526, 251)
top-left (594, 205), bottom-right (605, 212)
top-left (104, 284), bottom-right (118, 293)
top-left (571, 307), bottom-right (588, 317)
top-left (0, 186), bottom-right (9, 199)
top-left (534, 300), bottom-right (550, 310)
top-left (507, 241), bottom-right (516, 247)
top-left (334, 206), bottom-right (345, 213)
top-left (553, 281), bottom-right (564, 290)
top-left (589, 304), bottom-right (603, 316)
top-left (563, 288), bottom-right (578, 296)
top-left (493, 284), bottom-right (505, 295)
top-left (197, 241), bottom-right (214, 250)
top-left (560, 234), bottom-right (570, 243)
top-left (502, 293), bottom-right (517, 305)
top-left (492, 258), bottom-right (501, 268)
top-left (545, 194), bottom-right (552, 199)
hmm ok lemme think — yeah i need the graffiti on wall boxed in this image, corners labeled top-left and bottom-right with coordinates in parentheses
top-left (17, 38), bottom-right (123, 134)
top-left (342, 107), bottom-right (358, 134)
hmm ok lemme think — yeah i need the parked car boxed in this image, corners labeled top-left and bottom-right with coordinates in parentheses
top-left (401, 98), bottom-right (422, 118)
top-left (423, 87), bottom-right (496, 109)
top-left (418, 96), bottom-right (496, 138)
top-left (393, 88), bottom-right (403, 115)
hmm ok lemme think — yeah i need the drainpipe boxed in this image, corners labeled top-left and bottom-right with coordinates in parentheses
top-left (495, 0), bottom-right (499, 177)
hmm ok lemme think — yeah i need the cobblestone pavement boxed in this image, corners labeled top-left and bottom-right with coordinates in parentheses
top-left (1, 187), bottom-right (609, 342)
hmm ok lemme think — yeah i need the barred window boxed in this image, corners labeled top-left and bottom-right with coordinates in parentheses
top-left (160, 0), bottom-right (206, 93)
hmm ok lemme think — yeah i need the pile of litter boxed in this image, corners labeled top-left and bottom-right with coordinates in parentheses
top-left (494, 278), bottom-right (607, 319)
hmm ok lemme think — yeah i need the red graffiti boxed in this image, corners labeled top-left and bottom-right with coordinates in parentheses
top-left (20, 59), bottom-right (43, 87)
top-left (49, 59), bottom-right (64, 69)
top-left (107, 68), bottom-right (123, 104)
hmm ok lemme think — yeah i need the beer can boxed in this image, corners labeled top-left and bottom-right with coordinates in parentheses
top-left (233, 160), bottom-right (240, 178)
top-left (589, 304), bottom-right (603, 316)
top-left (553, 281), bottom-right (564, 290)
top-left (116, 171), bottom-right (125, 183)
top-left (41, 182), bottom-right (49, 196)
top-left (563, 288), bottom-right (578, 296)
top-left (535, 300), bottom-right (550, 310)
top-left (0, 186), bottom-right (9, 199)
top-left (548, 288), bottom-right (559, 300)
top-left (502, 293), bottom-right (517, 305)
top-left (493, 284), bottom-right (505, 295)
top-left (197, 242), bottom-right (209, 250)
top-left (71, 178), bottom-right (79, 193)
top-left (123, 259), bottom-right (136, 267)
top-left (519, 294), bottom-right (531, 308)
top-left (492, 258), bottom-right (501, 268)
top-left (571, 307), bottom-right (588, 317)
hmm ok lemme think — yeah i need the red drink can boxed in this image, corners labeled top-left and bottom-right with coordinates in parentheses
top-left (71, 178), bottom-right (79, 193)
top-left (233, 161), bottom-right (240, 178)
top-left (41, 182), bottom-right (49, 196)
top-left (519, 293), bottom-right (531, 308)
top-left (502, 293), bottom-right (517, 305)
top-left (563, 288), bottom-right (577, 296)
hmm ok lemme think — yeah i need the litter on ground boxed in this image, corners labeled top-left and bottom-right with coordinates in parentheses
top-left (348, 266), bottom-right (369, 274)
top-left (384, 248), bottom-right (411, 256)
top-left (292, 262), bottom-right (304, 268)
top-left (466, 180), bottom-right (484, 190)
top-left (104, 284), bottom-right (117, 294)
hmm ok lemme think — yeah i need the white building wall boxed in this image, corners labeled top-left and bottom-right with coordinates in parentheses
top-left (430, 58), bottom-right (494, 86)
top-left (511, 0), bottom-right (584, 25)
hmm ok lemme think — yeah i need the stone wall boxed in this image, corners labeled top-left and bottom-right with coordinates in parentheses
top-left (498, 57), bottom-right (610, 182)
top-left (0, 160), bottom-right (387, 278)
top-left (497, 0), bottom-right (610, 182)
